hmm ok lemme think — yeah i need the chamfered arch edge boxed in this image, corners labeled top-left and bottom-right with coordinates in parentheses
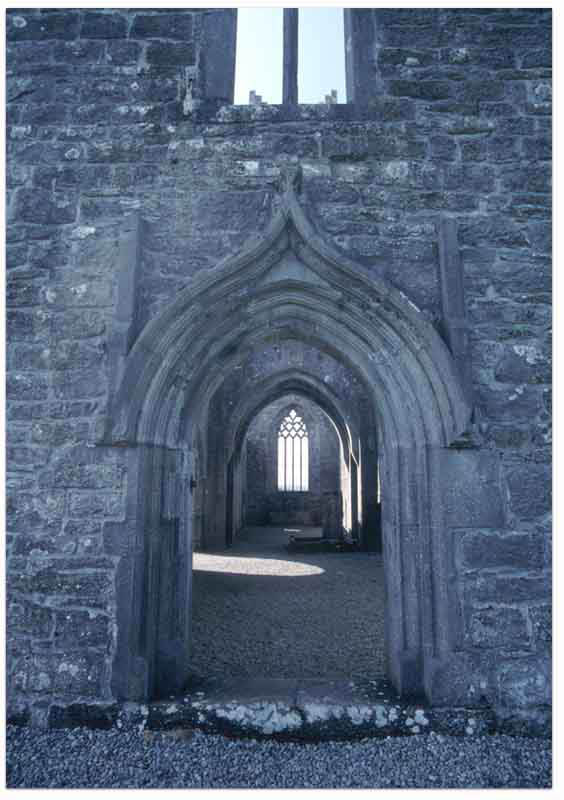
top-left (105, 192), bottom-right (471, 452)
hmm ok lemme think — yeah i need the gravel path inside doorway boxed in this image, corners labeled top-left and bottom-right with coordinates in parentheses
top-left (6, 726), bottom-right (551, 788)
top-left (190, 527), bottom-right (386, 681)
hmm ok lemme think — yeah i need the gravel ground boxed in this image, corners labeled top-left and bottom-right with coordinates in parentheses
top-left (191, 526), bottom-right (386, 680)
top-left (6, 725), bottom-right (551, 788)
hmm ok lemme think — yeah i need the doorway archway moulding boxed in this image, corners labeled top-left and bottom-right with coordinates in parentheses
top-left (103, 183), bottom-right (486, 704)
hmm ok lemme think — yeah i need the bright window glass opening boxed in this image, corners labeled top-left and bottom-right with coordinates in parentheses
top-left (234, 8), bottom-right (283, 105)
top-left (278, 410), bottom-right (309, 491)
top-left (298, 8), bottom-right (346, 104)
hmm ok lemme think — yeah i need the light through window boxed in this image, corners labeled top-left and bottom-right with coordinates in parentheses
top-left (277, 410), bottom-right (309, 491)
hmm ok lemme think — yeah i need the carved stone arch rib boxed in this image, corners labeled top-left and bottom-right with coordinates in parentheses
top-left (106, 191), bottom-right (475, 703)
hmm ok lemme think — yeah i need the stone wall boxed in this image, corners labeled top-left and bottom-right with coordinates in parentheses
top-left (244, 395), bottom-right (340, 526)
top-left (6, 8), bottom-right (551, 731)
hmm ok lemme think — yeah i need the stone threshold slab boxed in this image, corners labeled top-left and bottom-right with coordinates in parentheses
top-left (42, 678), bottom-right (500, 740)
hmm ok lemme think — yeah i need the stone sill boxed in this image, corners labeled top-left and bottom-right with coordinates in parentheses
top-left (194, 101), bottom-right (410, 125)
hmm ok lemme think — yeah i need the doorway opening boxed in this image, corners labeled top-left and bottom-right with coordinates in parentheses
top-left (190, 391), bottom-right (385, 682)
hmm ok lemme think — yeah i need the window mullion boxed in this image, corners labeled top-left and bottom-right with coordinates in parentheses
top-left (283, 9), bottom-right (298, 105)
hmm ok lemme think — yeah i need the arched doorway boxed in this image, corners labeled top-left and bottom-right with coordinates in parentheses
top-left (103, 190), bottom-right (471, 701)
top-left (189, 390), bottom-right (387, 683)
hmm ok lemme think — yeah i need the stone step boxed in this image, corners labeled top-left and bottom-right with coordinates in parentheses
top-left (141, 677), bottom-right (495, 741)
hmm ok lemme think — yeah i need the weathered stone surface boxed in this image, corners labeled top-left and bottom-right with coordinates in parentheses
top-left (456, 530), bottom-right (544, 572)
top-left (6, 446), bottom-right (49, 470)
top-left (51, 310), bottom-right (106, 339)
top-left (49, 400), bottom-right (102, 419)
top-left (51, 341), bottom-right (105, 371)
top-left (31, 421), bottom-right (90, 447)
top-left (8, 601), bottom-right (53, 639)
top-left (81, 11), bottom-right (127, 39)
top-left (5, 8), bottom-right (551, 731)
top-left (54, 610), bottom-right (111, 649)
top-left (68, 492), bottom-right (123, 518)
top-left (9, 563), bottom-right (113, 601)
top-left (6, 276), bottom-right (46, 307)
top-left (12, 189), bottom-right (77, 225)
top-left (146, 41), bottom-right (196, 67)
top-left (505, 462), bottom-right (551, 521)
top-left (466, 605), bottom-right (530, 649)
top-left (7, 372), bottom-right (49, 402)
top-left (53, 40), bottom-right (105, 64)
top-left (494, 344), bottom-right (550, 384)
top-left (7, 11), bottom-right (80, 41)
top-left (497, 657), bottom-right (551, 709)
top-left (39, 454), bottom-right (123, 490)
top-left (52, 369), bottom-right (107, 400)
top-left (49, 703), bottom-right (118, 729)
top-left (106, 40), bottom-right (141, 65)
top-left (44, 281), bottom-right (114, 309)
top-left (477, 385), bottom-right (543, 423)
top-left (131, 13), bottom-right (193, 41)
top-left (464, 573), bottom-right (550, 605)
top-left (530, 605), bottom-right (551, 648)
top-left (434, 451), bottom-right (505, 528)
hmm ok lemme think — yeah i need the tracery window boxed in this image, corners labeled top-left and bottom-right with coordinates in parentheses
top-left (277, 409), bottom-right (309, 491)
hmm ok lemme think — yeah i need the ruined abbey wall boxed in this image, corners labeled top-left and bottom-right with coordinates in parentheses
top-left (244, 395), bottom-right (340, 526)
top-left (6, 9), bottom-right (551, 732)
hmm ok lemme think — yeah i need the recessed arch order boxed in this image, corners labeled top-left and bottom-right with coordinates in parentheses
top-left (104, 188), bottom-right (472, 702)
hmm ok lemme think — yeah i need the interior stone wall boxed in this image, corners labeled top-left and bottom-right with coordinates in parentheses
top-left (6, 8), bottom-right (551, 731)
top-left (244, 394), bottom-right (340, 526)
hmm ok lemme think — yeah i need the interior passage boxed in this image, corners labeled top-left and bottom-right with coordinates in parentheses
top-left (190, 527), bottom-right (386, 681)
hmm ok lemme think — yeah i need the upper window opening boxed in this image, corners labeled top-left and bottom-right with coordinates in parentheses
top-left (234, 8), bottom-right (346, 106)
top-left (234, 8), bottom-right (283, 105)
top-left (277, 409), bottom-right (309, 492)
top-left (297, 8), bottom-right (346, 104)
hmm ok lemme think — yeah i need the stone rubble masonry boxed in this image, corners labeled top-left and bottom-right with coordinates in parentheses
top-left (6, 8), bottom-right (551, 733)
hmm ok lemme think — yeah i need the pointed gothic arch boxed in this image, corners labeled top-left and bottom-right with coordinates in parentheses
top-left (103, 187), bottom-right (474, 702)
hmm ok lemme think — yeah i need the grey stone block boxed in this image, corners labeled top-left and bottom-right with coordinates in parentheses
top-left (131, 13), bottom-right (193, 41)
top-left (434, 450), bottom-right (505, 528)
top-left (54, 610), bottom-right (111, 649)
top-left (51, 341), bottom-right (105, 371)
top-left (498, 656), bottom-right (551, 708)
top-left (505, 462), bottom-right (551, 521)
top-left (7, 11), bottom-right (80, 41)
top-left (146, 41), bottom-right (195, 67)
top-left (466, 605), bottom-right (530, 649)
top-left (457, 530), bottom-right (544, 572)
top-left (51, 311), bottom-right (106, 339)
top-left (81, 11), bottom-right (127, 39)
top-left (52, 369), bottom-right (107, 400)
top-left (68, 491), bottom-right (123, 518)
top-left (39, 455), bottom-right (123, 490)
top-left (465, 573), bottom-right (550, 605)
top-left (530, 605), bottom-right (551, 647)
top-left (49, 703), bottom-right (118, 729)
top-left (13, 189), bottom-right (78, 225)
top-left (9, 567), bottom-right (113, 601)
top-left (8, 601), bottom-right (53, 639)
top-left (53, 40), bottom-right (105, 63)
top-left (7, 372), bottom-right (49, 402)
top-left (494, 346), bottom-right (550, 384)
top-left (106, 40), bottom-right (141, 65)
top-left (44, 281), bottom-right (114, 309)
top-left (388, 80), bottom-right (453, 101)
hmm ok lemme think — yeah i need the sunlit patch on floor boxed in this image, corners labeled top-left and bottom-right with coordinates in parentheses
top-left (193, 553), bottom-right (325, 577)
